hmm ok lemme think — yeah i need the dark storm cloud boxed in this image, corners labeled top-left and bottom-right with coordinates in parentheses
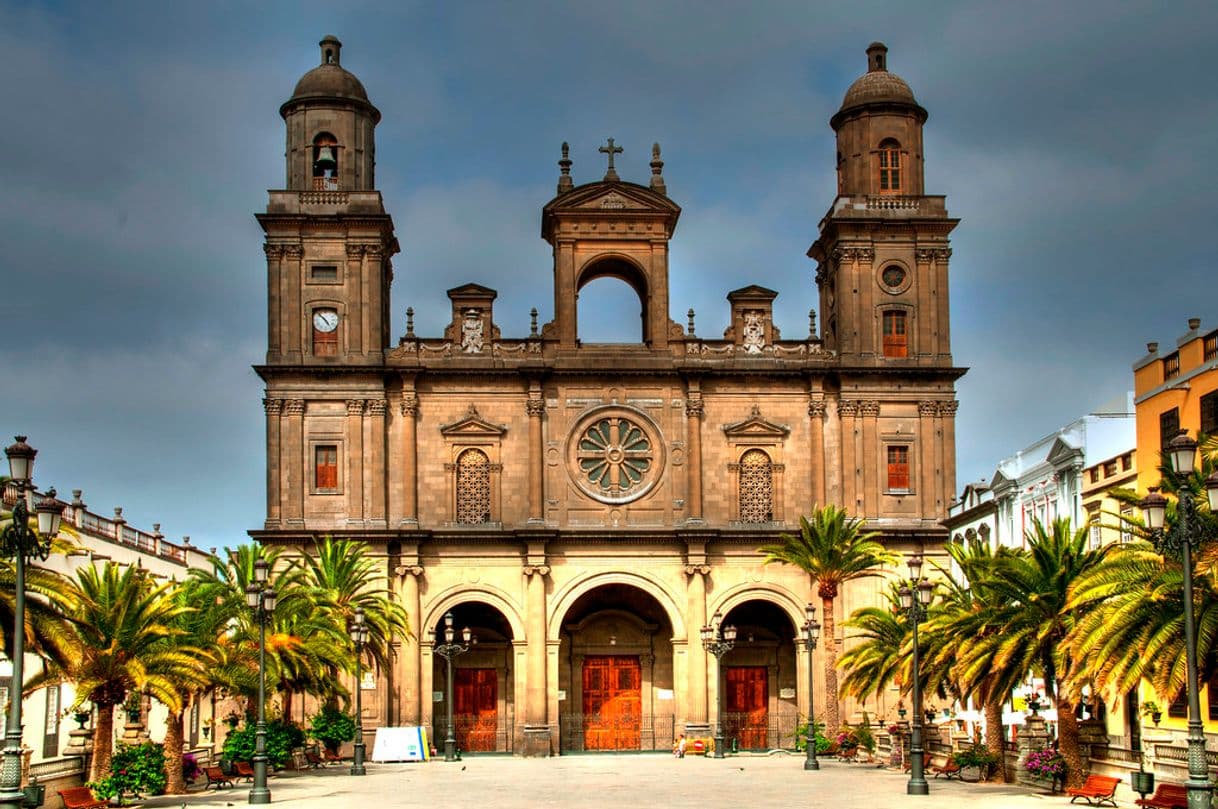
top-left (2, 0), bottom-right (1215, 546)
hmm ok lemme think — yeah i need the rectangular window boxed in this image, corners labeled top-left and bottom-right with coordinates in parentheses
top-left (886, 445), bottom-right (910, 491)
top-left (1120, 507), bottom-right (1133, 544)
top-left (310, 264), bottom-right (339, 283)
top-left (1209, 672), bottom-right (1218, 721)
top-left (1088, 468), bottom-right (1099, 484)
top-left (1089, 523), bottom-right (1102, 550)
top-left (1205, 331), bottom-right (1218, 362)
top-left (1169, 687), bottom-right (1188, 718)
top-left (1163, 352), bottom-right (1180, 379)
top-left (1121, 453), bottom-right (1133, 472)
top-left (1103, 460), bottom-right (1117, 477)
top-left (1160, 408), bottom-right (1180, 452)
top-left (315, 445), bottom-right (338, 491)
top-left (878, 148), bottom-right (901, 193)
top-left (1201, 391), bottom-right (1218, 437)
top-left (882, 310), bottom-right (908, 358)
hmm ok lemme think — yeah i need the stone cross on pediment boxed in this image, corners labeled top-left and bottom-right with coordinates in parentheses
top-left (599, 138), bottom-right (623, 181)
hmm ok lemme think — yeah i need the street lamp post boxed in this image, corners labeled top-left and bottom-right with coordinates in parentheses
top-left (0, 437), bottom-right (64, 809)
top-left (701, 609), bottom-right (737, 760)
top-left (431, 612), bottom-right (472, 762)
top-left (349, 607), bottom-right (369, 776)
top-left (245, 558), bottom-right (277, 805)
top-left (801, 603), bottom-right (822, 771)
top-left (900, 554), bottom-right (934, 797)
top-left (1139, 432), bottom-right (1218, 809)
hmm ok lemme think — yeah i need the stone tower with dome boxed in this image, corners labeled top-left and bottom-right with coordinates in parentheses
top-left (254, 38), bottom-right (963, 757)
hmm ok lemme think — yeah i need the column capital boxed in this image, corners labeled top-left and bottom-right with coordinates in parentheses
top-left (684, 564), bottom-right (710, 577)
top-left (522, 564), bottom-right (551, 578)
top-left (284, 399), bottom-right (305, 415)
top-left (263, 398), bottom-right (283, 415)
top-left (283, 245), bottom-right (304, 259)
top-left (364, 244), bottom-right (385, 259)
top-left (346, 399), bottom-right (366, 416)
top-left (838, 399), bottom-right (860, 418)
top-left (366, 399), bottom-right (387, 416)
top-left (808, 398), bottom-right (826, 418)
top-left (859, 400), bottom-right (880, 417)
top-left (685, 398), bottom-right (704, 418)
top-left (526, 398), bottom-right (546, 417)
top-left (346, 244), bottom-right (366, 258)
top-left (918, 400), bottom-right (938, 417)
top-left (938, 400), bottom-right (959, 417)
top-left (263, 244), bottom-right (284, 259)
top-left (394, 564), bottom-right (424, 578)
top-left (400, 394), bottom-right (419, 416)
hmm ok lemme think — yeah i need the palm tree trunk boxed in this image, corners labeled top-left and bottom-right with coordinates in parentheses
top-left (1056, 698), bottom-right (1085, 789)
top-left (90, 703), bottom-right (116, 782)
top-left (282, 688), bottom-right (293, 724)
top-left (164, 706), bottom-right (186, 794)
top-left (821, 595), bottom-right (841, 732)
top-left (983, 698), bottom-right (1006, 782)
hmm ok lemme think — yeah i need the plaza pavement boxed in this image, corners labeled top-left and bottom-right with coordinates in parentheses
top-left (135, 753), bottom-right (1125, 809)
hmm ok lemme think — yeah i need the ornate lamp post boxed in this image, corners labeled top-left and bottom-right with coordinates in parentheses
top-left (900, 554), bottom-right (934, 797)
top-left (701, 609), bottom-right (737, 760)
top-left (245, 558), bottom-right (277, 805)
top-left (800, 603), bottom-right (822, 771)
top-left (1140, 432), bottom-right (1218, 809)
top-left (349, 607), bottom-right (369, 775)
top-left (0, 437), bottom-right (64, 809)
top-left (432, 612), bottom-right (472, 762)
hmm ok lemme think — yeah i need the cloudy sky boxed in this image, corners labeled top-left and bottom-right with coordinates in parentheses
top-left (2, 1), bottom-right (1215, 550)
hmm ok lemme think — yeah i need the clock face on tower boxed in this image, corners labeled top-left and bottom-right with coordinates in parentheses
top-left (313, 310), bottom-right (340, 332)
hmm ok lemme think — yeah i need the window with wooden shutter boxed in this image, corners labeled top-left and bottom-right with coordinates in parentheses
top-left (882, 310), bottom-right (908, 358)
top-left (887, 445), bottom-right (910, 491)
top-left (878, 140), bottom-right (902, 193)
top-left (315, 445), bottom-right (338, 491)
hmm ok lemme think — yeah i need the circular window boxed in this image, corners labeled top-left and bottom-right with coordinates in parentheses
top-left (878, 264), bottom-right (911, 294)
top-left (567, 407), bottom-right (665, 505)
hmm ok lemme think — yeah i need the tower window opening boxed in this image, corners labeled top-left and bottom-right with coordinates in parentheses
top-left (878, 140), bottom-right (901, 193)
top-left (313, 133), bottom-right (339, 190)
top-left (882, 309), bottom-right (908, 358)
top-left (325, 48), bottom-right (335, 64)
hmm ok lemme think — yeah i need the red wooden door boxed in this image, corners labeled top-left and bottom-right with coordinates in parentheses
top-left (725, 666), bottom-right (768, 749)
top-left (454, 668), bottom-right (497, 752)
top-left (582, 656), bottom-right (641, 750)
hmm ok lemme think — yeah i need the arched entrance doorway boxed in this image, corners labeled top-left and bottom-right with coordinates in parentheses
top-left (557, 584), bottom-right (675, 752)
top-left (718, 600), bottom-right (800, 751)
top-left (429, 601), bottom-right (515, 754)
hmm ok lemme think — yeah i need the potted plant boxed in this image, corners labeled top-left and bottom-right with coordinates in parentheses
top-left (202, 718), bottom-right (213, 741)
top-left (953, 743), bottom-right (999, 782)
top-left (1141, 700), bottom-right (1162, 726)
top-left (1024, 747), bottom-right (1067, 791)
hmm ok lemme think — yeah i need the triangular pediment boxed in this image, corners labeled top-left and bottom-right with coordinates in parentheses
top-left (1047, 436), bottom-right (1083, 468)
top-left (727, 285), bottom-right (779, 301)
top-left (544, 181), bottom-right (681, 216)
top-left (722, 405), bottom-right (790, 439)
top-left (446, 283), bottom-right (498, 298)
top-left (440, 404), bottom-right (507, 437)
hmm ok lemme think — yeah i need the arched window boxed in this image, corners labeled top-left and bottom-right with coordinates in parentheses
top-left (882, 310), bottom-right (908, 358)
top-left (456, 448), bottom-right (491, 524)
top-left (738, 449), bottom-right (773, 523)
top-left (312, 133), bottom-right (339, 190)
top-left (878, 139), bottom-right (901, 194)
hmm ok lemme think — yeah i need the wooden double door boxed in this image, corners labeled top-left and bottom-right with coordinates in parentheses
top-left (583, 656), bottom-right (642, 751)
top-left (454, 668), bottom-right (498, 752)
top-left (725, 666), bottom-right (768, 750)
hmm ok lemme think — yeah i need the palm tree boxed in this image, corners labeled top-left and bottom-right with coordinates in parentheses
top-left (27, 562), bottom-right (205, 781)
top-left (955, 518), bottom-right (1108, 787)
top-left (759, 505), bottom-right (898, 730)
top-left (838, 584), bottom-right (908, 704)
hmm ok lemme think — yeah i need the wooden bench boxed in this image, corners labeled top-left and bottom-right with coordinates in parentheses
top-left (1066, 774), bottom-right (1121, 807)
top-left (323, 748), bottom-right (347, 764)
top-left (932, 757), bottom-right (962, 779)
top-left (204, 765), bottom-right (235, 790)
top-left (303, 749), bottom-right (324, 768)
top-left (234, 760), bottom-right (257, 782)
top-left (837, 746), bottom-right (859, 762)
top-left (57, 786), bottom-right (107, 809)
top-left (1136, 784), bottom-right (1188, 809)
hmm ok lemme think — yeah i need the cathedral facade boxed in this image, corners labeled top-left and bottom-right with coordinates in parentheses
top-left (254, 37), bottom-right (962, 756)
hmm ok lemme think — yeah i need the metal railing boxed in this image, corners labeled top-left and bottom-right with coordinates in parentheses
top-left (29, 756), bottom-right (84, 781)
top-left (430, 716), bottom-right (516, 754)
top-left (1089, 745), bottom-right (1143, 764)
top-left (557, 713), bottom-right (676, 753)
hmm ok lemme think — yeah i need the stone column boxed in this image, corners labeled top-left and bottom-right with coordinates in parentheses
top-left (400, 390), bottom-right (419, 527)
top-left (395, 562), bottom-right (423, 725)
top-left (839, 400), bottom-right (859, 514)
top-left (284, 246), bottom-right (303, 360)
top-left (264, 398), bottom-right (283, 528)
top-left (364, 246), bottom-right (383, 356)
top-left (808, 397), bottom-right (826, 508)
top-left (527, 388), bottom-right (545, 524)
top-left (685, 394), bottom-right (705, 523)
top-left (264, 245), bottom-right (283, 361)
top-left (684, 563), bottom-right (710, 734)
top-left (346, 399), bottom-right (365, 526)
top-left (346, 244), bottom-right (364, 355)
top-left (915, 248), bottom-right (935, 361)
top-left (934, 248), bottom-right (952, 362)
top-left (1016, 713), bottom-right (1051, 789)
top-left (283, 399), bottom-right (305, 526)
top-left (860, 400), bottom-right (880, 516)
top-left (367, 398), bottom-right (387, 528)
top-left (918, 401), bottom-right (937, 518)
top-left (522, 557), bottom-right (551, 756)
top-left (939, 401), bottom-right (959, 520)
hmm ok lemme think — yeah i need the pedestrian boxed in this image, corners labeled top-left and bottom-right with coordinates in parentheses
top-left (674, 734), bottom-right (687, 758)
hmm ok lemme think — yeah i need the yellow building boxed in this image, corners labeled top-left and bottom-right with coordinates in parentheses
top-left (1128, 316), bottom-right (1218, 773)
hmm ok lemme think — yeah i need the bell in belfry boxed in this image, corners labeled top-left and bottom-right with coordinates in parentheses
top-left (315, 146), bottom-right (337, 171)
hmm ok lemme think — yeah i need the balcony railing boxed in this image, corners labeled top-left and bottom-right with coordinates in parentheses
top-left (866, 195), bottom-right (921, 212)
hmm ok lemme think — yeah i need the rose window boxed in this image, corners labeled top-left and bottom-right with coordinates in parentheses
top-left (568, 408), bottom-right (664, 505)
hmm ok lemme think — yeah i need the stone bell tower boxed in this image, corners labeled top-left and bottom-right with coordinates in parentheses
top-left (810, 42), bottom-right (957, 368)
top-left (258, 35), bottom-right (398, 367)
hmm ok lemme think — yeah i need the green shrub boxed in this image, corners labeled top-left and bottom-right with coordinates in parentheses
top-left (89, 741), bottom-right (167, 802)
top-left (953, 743), bottom-right (999, 772)
top-left (221, 720), bottom-right (305, 769)
top-left (309, 707), bottom-right (357, 753)
top-left (794, 717), bottom-right (832, 753)
top-left (855, 712), bottom-right (876, 753)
